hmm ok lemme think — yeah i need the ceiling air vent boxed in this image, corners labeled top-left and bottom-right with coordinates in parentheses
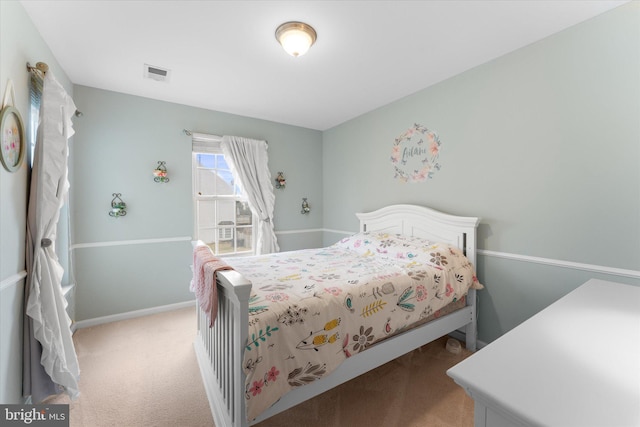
top-left (144, 64), bottom-right (171, 82)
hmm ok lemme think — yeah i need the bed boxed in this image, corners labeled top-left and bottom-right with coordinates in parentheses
top-left (193, 204), bottom-right (481, 427)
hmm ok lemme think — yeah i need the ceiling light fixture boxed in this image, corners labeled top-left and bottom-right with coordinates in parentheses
top-left (275, 21), bottom-right (317, 57)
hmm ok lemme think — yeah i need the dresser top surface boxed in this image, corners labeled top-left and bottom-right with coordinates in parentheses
top-left (448, 279), bottom-right (640, 426)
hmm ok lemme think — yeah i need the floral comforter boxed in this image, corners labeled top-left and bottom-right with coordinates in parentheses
top-left (223, 232), bottom-right (482, 421)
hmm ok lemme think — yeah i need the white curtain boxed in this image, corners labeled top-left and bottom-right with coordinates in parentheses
top-left (23, 71), bottom-right (80, 402)
top-left (221, 135), bottom-right (279, 254)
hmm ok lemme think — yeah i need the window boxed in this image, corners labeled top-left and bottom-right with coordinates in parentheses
top-left (193, 150), bottom-right (256, 256)
top-left (29, 69), bottom-right (43, 166)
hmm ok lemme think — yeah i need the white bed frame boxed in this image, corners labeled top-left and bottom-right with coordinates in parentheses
top-left (193, 204), bottom-right (480, 427)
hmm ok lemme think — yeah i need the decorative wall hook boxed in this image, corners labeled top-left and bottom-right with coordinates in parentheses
top-left (275, 171), bottom-right (286, 189)
top-left (109, 193), bottom-right (127, 217)
top-left (153, 161), bottom-right (169, 183)
top-left (301, 197), bottom-right (310, 214)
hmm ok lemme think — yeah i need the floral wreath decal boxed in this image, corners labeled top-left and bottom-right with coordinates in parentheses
top-left (391, 123), bottom-right (441, 183)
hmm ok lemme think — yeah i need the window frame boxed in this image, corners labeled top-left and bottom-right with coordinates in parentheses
top-left (191, 134), bottom-right (257, 257)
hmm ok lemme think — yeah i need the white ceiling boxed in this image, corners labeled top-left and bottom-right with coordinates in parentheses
top-left (20, 0), bottom-right (629, 131)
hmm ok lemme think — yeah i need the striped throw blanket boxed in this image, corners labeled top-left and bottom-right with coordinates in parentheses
top-left (191, 245), bottom-right (234, 326)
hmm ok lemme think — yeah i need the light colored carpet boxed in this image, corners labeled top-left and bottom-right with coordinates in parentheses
top-left (48, 306), bottom-right (474, 426)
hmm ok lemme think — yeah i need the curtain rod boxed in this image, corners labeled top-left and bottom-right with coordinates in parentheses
top-left (27, 61), bottom-right (83, 117)
top-left (26, 62), bottom-right (49, 75)
top-left (184, 130), bottom-right (222, 142)
top-left (183, 129), bottom-right (267, 145)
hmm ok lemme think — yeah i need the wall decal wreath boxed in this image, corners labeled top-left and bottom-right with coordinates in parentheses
top-left (391, 123), bottom-right (441, 183)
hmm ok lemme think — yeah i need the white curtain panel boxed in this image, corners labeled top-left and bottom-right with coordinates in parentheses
top-left (24, 71), bottom-right (80, 401)
top-left (221, 135), bottom-right (279, 254)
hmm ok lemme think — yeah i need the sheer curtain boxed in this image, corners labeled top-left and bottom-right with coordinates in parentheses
top-left (23, 71), bottom-right (79, 402)
top-left (221, 135), bottom-right (279, 254)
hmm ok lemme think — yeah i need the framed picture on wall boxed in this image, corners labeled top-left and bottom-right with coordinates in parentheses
top-left (0, 105), bottom-right (26, 172)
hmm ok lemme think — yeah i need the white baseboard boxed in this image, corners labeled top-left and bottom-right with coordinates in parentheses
top-left (73, 300), bottom-right (196, 330)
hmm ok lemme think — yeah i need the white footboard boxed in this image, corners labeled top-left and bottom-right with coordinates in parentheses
top-left (194, 270), bottom-right (251, 427)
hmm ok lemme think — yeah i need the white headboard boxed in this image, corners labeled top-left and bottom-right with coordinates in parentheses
top-left (356, 204), bottom-right (480, 266)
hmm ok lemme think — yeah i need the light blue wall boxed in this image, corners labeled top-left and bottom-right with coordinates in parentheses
top-left (70, 86), bottom-right (323, 321)
top-left (322, 2), bottom-right (640, 344)
top-left (0, 0), bottom-right (73, 404)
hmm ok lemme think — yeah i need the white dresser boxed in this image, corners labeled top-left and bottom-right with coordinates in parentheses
top-left (447, 279), bottom-right (640, 427)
